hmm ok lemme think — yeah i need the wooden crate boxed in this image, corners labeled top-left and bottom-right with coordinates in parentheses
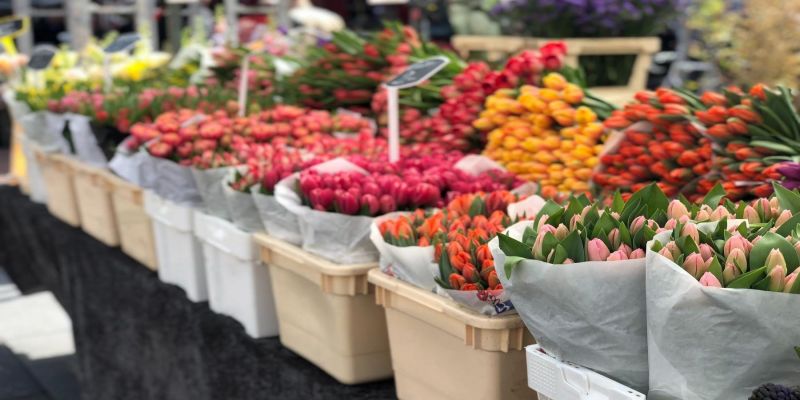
top-left (110, 176), bottom-right (158, 271)
top-left (35, 151), bottom-right (81, 227)
top-left (72, 161), bottom-right (120, 246)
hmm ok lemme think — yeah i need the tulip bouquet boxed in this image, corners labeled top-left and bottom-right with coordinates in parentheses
top-left (296, 156), bottom-right (522, 216)
top-left (492, 183), bottom-right (688, 392)
top-left (380, 43), bottom-right (568, 151)
top-left (646, 187), bottom-right (800, 399)
top-left (289, 23), bottom-right (460, 114)
top-left (477, 72), bottom-right (605, 197)
top-left (695, 84), bottom-right (799, 200)
top-left (372, 191), bottom-right (541, 293)
top-left (594, 88), bottom-right (713, 200)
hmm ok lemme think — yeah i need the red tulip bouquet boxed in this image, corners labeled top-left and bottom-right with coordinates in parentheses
top-left (693, 84), bottom-right (799, 200)
top-left (646, 184), bottom-right (800, 399)
top-left (594, 88), bottom-right (714, 201)
top-left (492, 183), bottom-right (695, 392)
top-left (370, 190), bottom-right (544, 294)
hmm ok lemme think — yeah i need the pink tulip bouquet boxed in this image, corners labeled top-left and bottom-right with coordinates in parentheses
top-left (645, 186), bottom-right (800, 399)
top-left (492, 183), bottom-right (692, 393)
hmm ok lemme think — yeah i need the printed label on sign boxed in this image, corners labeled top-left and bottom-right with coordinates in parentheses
top-left (105, 32), bottom-right (141, 53)
top-left (28, 46), bottom-right (56, 70)
top-left (384, 56), bottom-right (450, 89)
top-left (0, 17), bottom-right (25, 38)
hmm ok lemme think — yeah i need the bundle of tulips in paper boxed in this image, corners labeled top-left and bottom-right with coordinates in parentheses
top-left (646, 183), bottom-right (800, 399)
top-left (490, 183), bottom-right (705, 392)
top-left (369, 190), bottom-right (544, 315)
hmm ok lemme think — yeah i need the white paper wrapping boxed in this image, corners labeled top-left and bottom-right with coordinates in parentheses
top-left (222, 168), bottom-right (264, 232)
top-left (251, 186), bottom-right (303, 245)
top-left (18, 111), bottom-right (70, 153)
top-left (369, 212), bottom-right (436, 290)
top-left (139, 154), bottom-right (202, 206)
top-left (274, 158), bottom-right (377, 264)
top-left (19, 135), bottom-right (48, 203)
top-left (108, 139), bottom-right (149, 186)
top-left (646, 242), bottom-right (800, 399)
top-left (66, 114), bottom-right (108, 167)
top-left (491, 220), bottom-right (649, 392)
top-left (453, 154), bottom-right (506, 175)
top-left (3, 90), bottom-right (30, 122)
top-left (192, 166), bottom-right (233, 220)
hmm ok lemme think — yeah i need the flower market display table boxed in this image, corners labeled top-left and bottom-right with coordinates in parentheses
top-left (0, 186), bottom-right (396, 400)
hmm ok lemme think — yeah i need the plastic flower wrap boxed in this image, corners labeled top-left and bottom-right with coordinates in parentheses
top-left (493, 183), bottom-right (690, 391)
top-left (478, 72), bottom-right (605, 197)
top-left (645, 184), bottom-right (800, 399)
top-left (694, 84), bottom-right (798, 200)
top-left (595, 88), bottom-right (713, 200)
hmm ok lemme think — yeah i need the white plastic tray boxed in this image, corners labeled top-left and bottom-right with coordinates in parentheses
top-left (144, 191), bottom-right (208, 302)
top-left (195, 211), bottom-right (278, 338)
top-left (526, 345), bottom-right (646, 400)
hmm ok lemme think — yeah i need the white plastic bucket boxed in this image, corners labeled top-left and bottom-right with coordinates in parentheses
top-left (144, 191), bottom-right (208, 302)
top-left (195, 211), bottom-right (278, 338)
top-left (526, 345), bottom-right (645, 400)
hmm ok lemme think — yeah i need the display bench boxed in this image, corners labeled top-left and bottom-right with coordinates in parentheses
top-left (0, 186), bottom-right (396, 400)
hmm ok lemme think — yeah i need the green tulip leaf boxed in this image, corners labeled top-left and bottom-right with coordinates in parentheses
top-left (619, 223), bottom-right (632, 247)
top-left (552, 244), bottom-right (569, 264)
top-left (727, 266), bottom-right (766, 289)
top-left (562, 229), bottom-right (585, 263)
top-left (468, 195), bottom-right (485, 218)
top-left (795, 346), bottom-right (800, 359)
top-left (749, 232), bottom-right (799, 273)
top-left (625, 183), bottom-right (669, 216)
top-left (521, 227), bottom-right (536, 247)
top-left (536, 200), bottom-right (564, 221)
top-left (503, 256), bottom-right (528, 278)
top-left (611, 191), bottom-right (625, 214)
top-left (620, 198), bottom-right (642, 224)
top-left (650, 240), bottom-right (664, 253)
top-left (583, 205), bottom-right (600, 228)
top-left (702, 183), bottom-right (727, 207)
top-left (564, 197), bottom-right (585, 223)
top-left (707, 257), bottom-right (724, 284)
top-left (775, 212), bottom-right (800, 236)
top-left (498, 233), bottom-right (532, 259)
top-left (541, 233), bottom-right (560, 262)
top-left (790, 276), bottom-right (800, 294)
top-left (773, 183), bottom-right (800, 214)
top-left (651, 209), bottom-right (668, 227)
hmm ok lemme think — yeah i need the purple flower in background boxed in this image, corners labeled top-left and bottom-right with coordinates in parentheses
top-left (492, 0), bottom-right (686, 37)
top-left (778, 163), bottom-right (800, 190)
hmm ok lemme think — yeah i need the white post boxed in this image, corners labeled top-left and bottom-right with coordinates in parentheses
top-left (387, 86), bottom-right (400, 163)
top-left (237, 55), bottom-right (250, 117)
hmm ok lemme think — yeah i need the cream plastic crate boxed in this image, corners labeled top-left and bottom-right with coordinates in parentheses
top-left (109, 176), bottom-right (158, 270)
top-left (194, 211), bottom-right (278, 338)
top-left (144, 191), bottom-right (207, 302)
top-left (36, 151), bottom-right (81, 227)
top-left (527, 345), bottom-right (645, 400)
top-left (368, 269), bottom-right (535, 400)
top-left (253, 234), bottom-right (392, 384)
top-left (71, 161), bottom-right (120, 247)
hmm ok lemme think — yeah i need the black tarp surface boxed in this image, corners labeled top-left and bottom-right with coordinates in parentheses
top-left (0, 186), bottom-right (396, 400)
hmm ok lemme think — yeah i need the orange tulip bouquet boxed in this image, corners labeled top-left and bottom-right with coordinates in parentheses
top-left (370, 191), bottom-right (544, 314)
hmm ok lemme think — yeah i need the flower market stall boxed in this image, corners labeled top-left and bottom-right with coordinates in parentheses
top-left (1, 6), bottom-right (800, 400)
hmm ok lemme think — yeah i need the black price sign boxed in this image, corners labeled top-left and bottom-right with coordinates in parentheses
top-left (28, 46), bottom-right (56, 70)
top-left (384, 56), bottom-right (450, 89)
top-left (104, 32), bottom-right (140, 54)
top-left (0, 17), bottom-right (26, 39)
